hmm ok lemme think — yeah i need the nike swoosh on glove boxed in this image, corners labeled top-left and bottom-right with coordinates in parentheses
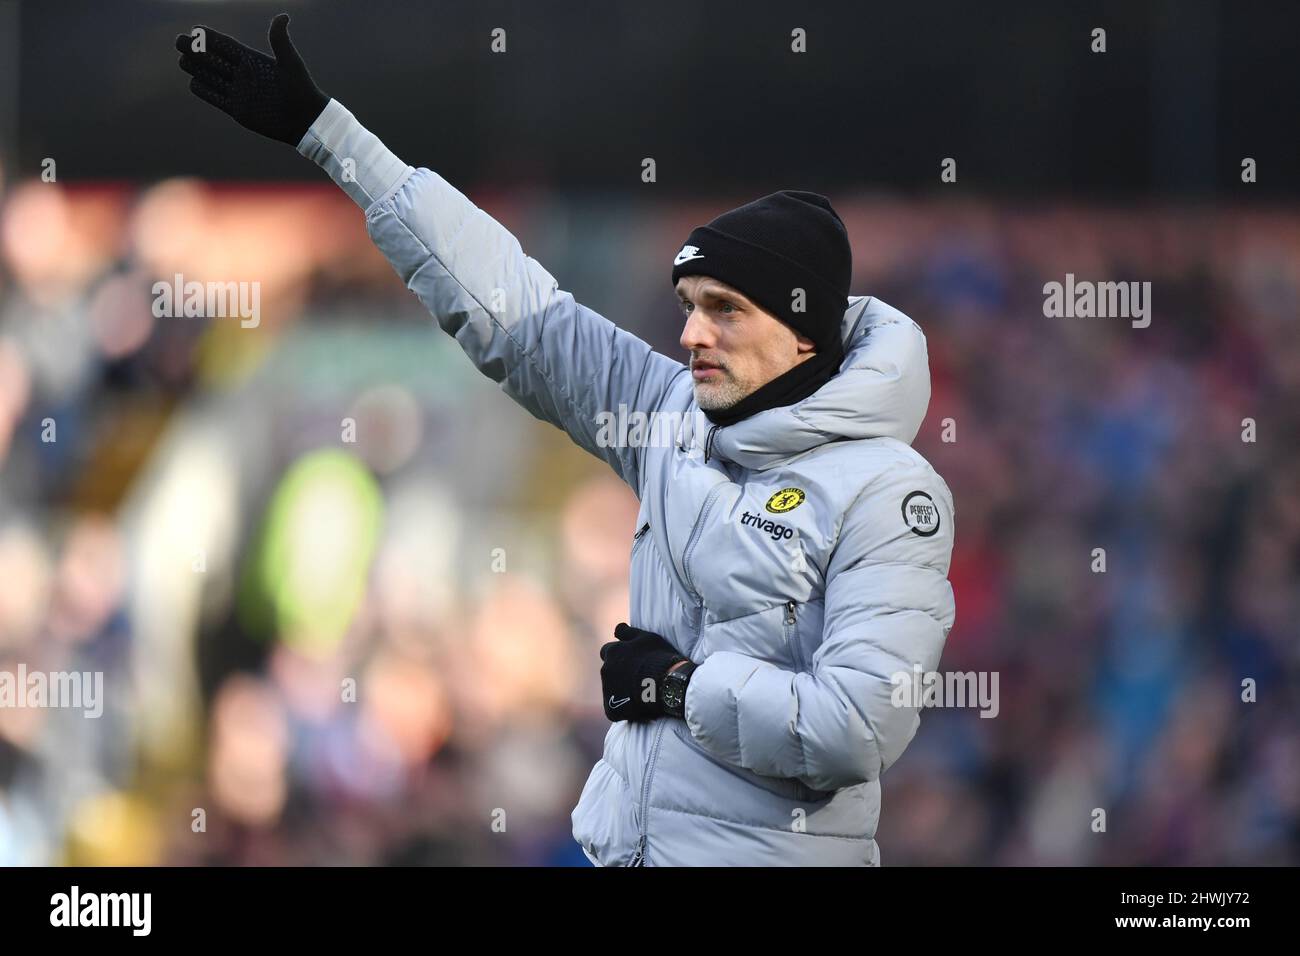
top-left (599, 623), bottom-right (687, 722)
top-left (175, 13), bottom-right (329, 146)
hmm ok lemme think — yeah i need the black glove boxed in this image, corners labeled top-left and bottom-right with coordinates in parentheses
top-left (175, 13), bottom-right (329, 146)
top-left (600, 623), bottom-right (688, 722)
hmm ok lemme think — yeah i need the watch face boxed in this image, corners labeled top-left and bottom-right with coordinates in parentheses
top-left (663, 671), bottom-right (688, 712)
top-left (664, 681), bottom-right (683, 709)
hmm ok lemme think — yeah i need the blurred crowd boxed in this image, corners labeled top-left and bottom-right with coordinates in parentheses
top-left (0, 165), bottom-right (1296, 865)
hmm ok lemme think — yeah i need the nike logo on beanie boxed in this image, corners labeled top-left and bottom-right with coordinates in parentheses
top-left (674, 244), bottom-right (705, 265)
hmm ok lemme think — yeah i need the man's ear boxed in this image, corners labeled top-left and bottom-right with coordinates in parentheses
top-left (795, 333), bottom-right (817, 355)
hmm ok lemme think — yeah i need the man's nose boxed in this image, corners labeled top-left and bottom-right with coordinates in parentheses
top-left (679, 310), bottom-right (715, 352)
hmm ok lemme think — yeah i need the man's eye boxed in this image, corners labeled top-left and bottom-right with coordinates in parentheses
top-left (680, 301), bottom-right (693, 314)
top-left (719, 302), bottom-right (735, 314)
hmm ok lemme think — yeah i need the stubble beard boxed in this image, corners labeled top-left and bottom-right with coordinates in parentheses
top-left (694, 370), bottom-right (751, 411)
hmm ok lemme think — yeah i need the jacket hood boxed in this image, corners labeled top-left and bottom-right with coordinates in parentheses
top-left (677, 296), bottom-right (933, 470)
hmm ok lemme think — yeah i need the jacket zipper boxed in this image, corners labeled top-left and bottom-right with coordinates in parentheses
top-left (784, 600), bottom-right (803, 671)
top-left (703, 424), bottom-right (720, 464)
top-left (629, 461), bottom-right (721, 865)
top-left (629, 518), bottom-right (661, 865)
top-left (629, 721), bottom-right (668, 866)
top-left (681, 484), bottom-right (724, 597)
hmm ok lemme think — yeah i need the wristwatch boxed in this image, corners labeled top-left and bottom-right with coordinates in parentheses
top-left (661, 660), bottom-right (697, 718)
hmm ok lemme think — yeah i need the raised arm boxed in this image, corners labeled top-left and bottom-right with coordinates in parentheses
top-left (177, 14), bottom-right (688, 491)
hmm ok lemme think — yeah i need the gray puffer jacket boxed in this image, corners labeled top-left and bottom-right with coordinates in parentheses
top-left (298, 100), bottom-right (956, 867)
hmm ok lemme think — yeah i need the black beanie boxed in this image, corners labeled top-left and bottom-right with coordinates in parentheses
top-left (670, 189), bottom-right (851, 354)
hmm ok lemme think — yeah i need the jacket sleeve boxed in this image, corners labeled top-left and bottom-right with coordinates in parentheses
top-left (682, 464), bottom-right (956, 793)
top-left (296, 99), bottom-right (688, 490)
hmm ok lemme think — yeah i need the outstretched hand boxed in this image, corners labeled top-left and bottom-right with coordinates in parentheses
top-left (175, 13), bottom-right (329, 146)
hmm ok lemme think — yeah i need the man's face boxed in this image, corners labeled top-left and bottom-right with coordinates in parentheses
top-left (676, 275), bottom-right (816, 411)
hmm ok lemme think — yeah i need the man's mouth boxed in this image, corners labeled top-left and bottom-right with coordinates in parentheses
top-left (691, 359), bottom-right (723, 381)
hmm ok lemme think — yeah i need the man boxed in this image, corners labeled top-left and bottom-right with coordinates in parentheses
top-left (175, 14), bottom-right (956, 866)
